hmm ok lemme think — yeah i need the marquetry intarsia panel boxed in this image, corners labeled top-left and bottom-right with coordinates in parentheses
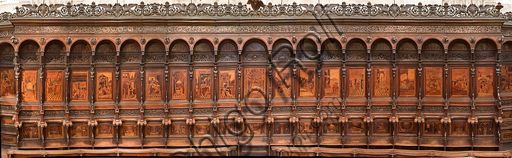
top-left (1, 2), bottom-right (512, 156)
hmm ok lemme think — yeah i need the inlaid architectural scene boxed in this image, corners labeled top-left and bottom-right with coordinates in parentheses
top-left (0, 1), bottom-right (512, 157)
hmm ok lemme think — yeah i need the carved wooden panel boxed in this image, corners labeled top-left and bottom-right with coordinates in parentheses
top-left (46, 123), bottom-right (64, 138)
top-left (424, 67), bottom-right (443, 97)
top-left (71, 71), bottom-right (88, 101)
top-left (298, 120), bottom-right (315, 134)
top-left (194, 123), bottom-right (211, 135)
top-left (218, 69), bottom-right (236, 99)
top-left (21, 70), bottom-right (38, 102)
top-left (274, 121), bottom-right (290, 134)
top-left (145, 70), bottom-right (163, 101)
top-left (71, 123), bottom-right (89, 138)
top-left (323, 119), bottom-right (340, 134)
top-left (46, 70), bottom-right (64, 102)
top-left (399, 68), bottom-right (416, 97)
top-left (373, 118), bottom-right (390, 134)
top-left (423, 119), bottom-right (443, 135)
top-left (22, 124), bottom-right (39, 139)
top-left (321, 39), bottom-right (342, 61)
top-left (347, 119), bottom-right (365, 134)
top-left (501, 65), bottom-right (512, 94)
top-left (247, 122), bottom-right (265, 135)
top-left (170, 123), bottom-right (187, 135)
top-left (96, 71), bottom-right (113, 101)
top-left (145, 123), bottom-right (162, 137)
top-left (274, 68), bottom-right (291, 98)
top-left (477, 67), bottom-right (494, 97)
top-left (476, 119), bottom-right (494, 135)
top-left (398, 119), bottom-right (417, 134)
top-left (346, 41), bottom-right (367, 61)
top-left (121, 123), bottom-right (138, 137)
top-left (348, 68), bottom-right (365, 97)
top-left (0, 69), bottom-right (15, 98)
top-left (244, 68), bottom-right (266, 99)
top-left (96, 122), bottom-right (113, 137)
top-left (121, 71), bottom-right (138, 101)
top-left (450, 119), bottom-right (469, 136)
top-left (323, 67), bottom-right (340, 98)
top-left (194, 69), bottom-right (213, 100)
top-left (171, 69), bottom-right (188, 100)
top-left (451, 68), bottom-right (469, 97)
top-left (373, 67), bottom-right (391, 97)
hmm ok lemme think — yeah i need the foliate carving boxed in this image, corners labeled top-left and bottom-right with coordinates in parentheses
top-left (219, 54), bottom-right (237, 62)
top-left (169, 55), bottom-right (188, 62)
top-left (372, 106), bottom-right (391, 113)
top-left (297, 106), bottom-right (316, 113)
top-left (237, 37), bottom-right (243, 44)
top-left (218, 108), bottom-right (235, 114)
top-left (164, 37), bottom-right (170, 45)
top-left (449, 106), bottom-right (471, 113)
top-left (120, 109), bottom-right (138, 116)
top-left (20, 56), bottom-right (39, 63)
top-left (417, 36), bottom-right (423, 44)
top-left (321, 53), bottom-right (342, 61)
top-left (96, 109), bottom-right (115, 116)
top-left (69, 55), bottom-right (89, 63)
top-left (189, 37), bottom-right (194, 44)
top-left (0, 105), bottom-right (14, 111)
top-left (397, 106), bottom-right (416, 113)
top-left (475, 52), bottom-right (495, 60)
top-left (273, 53), bottom-right (291, 61)
top-left (371, 52), bottom-right (392, 60)
top-left (45, 55), bottom-right (64, 63)
top-left (272, 107), bottom-right (292, 113)
top-left (346, 106), bottom-right (365, 113)
top-left (19, 111), bottom-right (39, 116)
top-left (0, 56), bottom-right (13, 63)
top-left (193, 108), bottom-right (213, 114)
top-left (144, 109), bottom-right (164, 116)
top-left (346, 51), bottom-right (366, 60)
top-left (91, 38), bottom-right (97, 45)
top-left (422, 52), bottom-right (444, 60)
top-left (448, 53), bottom-right (470, 60)
top-left (476, 106), bottom-right (494, 113)
top-left (423, 106), bottom-right (443, 113)
top-left (44, 110), bottom-right (65, 117)
top-left (120, 55), bottom-right (140, 63)
top-left (169, 108), bottom-right (188, 115)
top-left (69, 110), bottom-right (89, 116)
top-left (323, 106), bottom-right (341, 113)
top-left (193, 54), bottom-right (214, 62)
top-left (115, 38), bottom-right (121, 45)
top-left (244, 54), bottom-right (266, 61)
top-left (397, 52), bottom-right (417, 60)
top-left (95, 55), bottom-right (115, 62)
top-left (145, 55), bottom-right (165, 62)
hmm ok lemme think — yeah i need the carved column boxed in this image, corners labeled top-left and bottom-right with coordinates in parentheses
top-left (14, 51), bottom-right (20, 149)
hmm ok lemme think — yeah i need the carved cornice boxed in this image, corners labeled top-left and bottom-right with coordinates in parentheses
top-left (0, 2), bottom-right (507, 24)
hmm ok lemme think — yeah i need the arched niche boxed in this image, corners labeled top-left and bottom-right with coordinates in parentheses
top-left (169, 40), bottom-right (189, 63)
top-left (120, 40), bottom-right (141, 63)
top-left (0, 43), bottom-right (14, 64)
top-left (145, 40), bottom-right (165, 63)
top-left (44, 40), bottom-right (65, 64)
top-left (217, 40), bottom-right (238, 63)
top-left (321, 39), bottom-right (342, 61)
top-left (193, 40), bottom-right (214, 63)
top-left (502, 41), bottom-right (512, 61)
top-left (371, 39), bottom-right (392, 61)
top-left (242, 39), bottom-right (267, 62)
top-left (474, 39), bottom-right (497, 61)
top-left (396, 39), bottom-right (418, 61)
top-left (448, 40), bottom-right (471, 61)
top-left (346, 39), bottom-right (367, 61)
top-left (421, 39), bottom-right (444, 61)
top-left (95, 40), bottom-right (116, 63)
top-left (69, 40), bottom-right (91, 63)
top-left (19, 40), bottom-right (40, 63)
top-left (297, 38), bottom-right (317, 61)
top-left (500, 42), bottom-right (512, 94)
top-left (272, 39), bottom-right (292, 62)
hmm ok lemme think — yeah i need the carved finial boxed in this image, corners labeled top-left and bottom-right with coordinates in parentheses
top-left (115, 37), bottom-right (121, 45)
top-left (189, 37), bottom-right (194, 44)
top-left (443, 36), bottom-right (449, 44)
top-left (341, 35), bottom-right (347, 43)
top-left (140, 37), bottom-right (146, 45)
top-left (213, 37), bottom-right (219, 44)
top-left (469, 36), bottom-right (475, 44)
top-left (366, 36), bottom-right (372, 43)
top-left (391, 36), bottom-right (397, 44)
top-left (237, 37), bottom-right (243, 44)
top-left (267, 36), bottom-right (273, 44)
top-left (417, 36), bottom-right (423, 44)
top-left (164, 37), bottom-right (170, 45)
top-left (40, 37), bottom-right (46, 45)
top-left (66, 37), bottom-right (72, 45)
top-left (11, 36), bottom-right (18, 45)
top-left (90, 38), bottom-right (97, 45)
top-left (247, 0), bottom-right (265, 11)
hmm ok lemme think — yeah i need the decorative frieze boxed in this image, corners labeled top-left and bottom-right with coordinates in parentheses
top-left (119, 109), bottom-right (139, 116)
top-left (244, 54), bottom-right (266, 61)
top-left (44, 110), bottom-right (65, 117)
top-left (449, 106), bottom-right (471, 113)
top-left (169, 108), bottom-right (188, 115)
top-left (169, 55), bottom-right (188, 63)
top-left (69, 56), bottom-right (89, 63)
top-left (96, 109), bottom-right (115, 116)
top-left (193, 108), bottom-right (212, 114)
top-left (397, 106), bottom-right (416, 113)
top-left (298, 106), bottom-right (316, 113)
top-left (193, 54), bottom-right (214, 62)
top-left (45, 56), bottom-right (64, 63)
top-left (145, 55), bottom-right (165, 63)
top-left (272, 107), bottom-right (291, 113)
top-left (95, 55), bottom-right (115, 63)
top-left (69, 110), bottom-right (89, 117)
top-left (19, 111), bottom-right (39, 116)
top-left (372, 106), bottom-right (391, 113)
top-left (144, 109), bottom-right (164, 116)
top-left (218, 55), bottom-right (237, 62)
top-left (346, 106), bottom-right (365, 113)
top-left (423, 106), bottom-right (443, 113)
